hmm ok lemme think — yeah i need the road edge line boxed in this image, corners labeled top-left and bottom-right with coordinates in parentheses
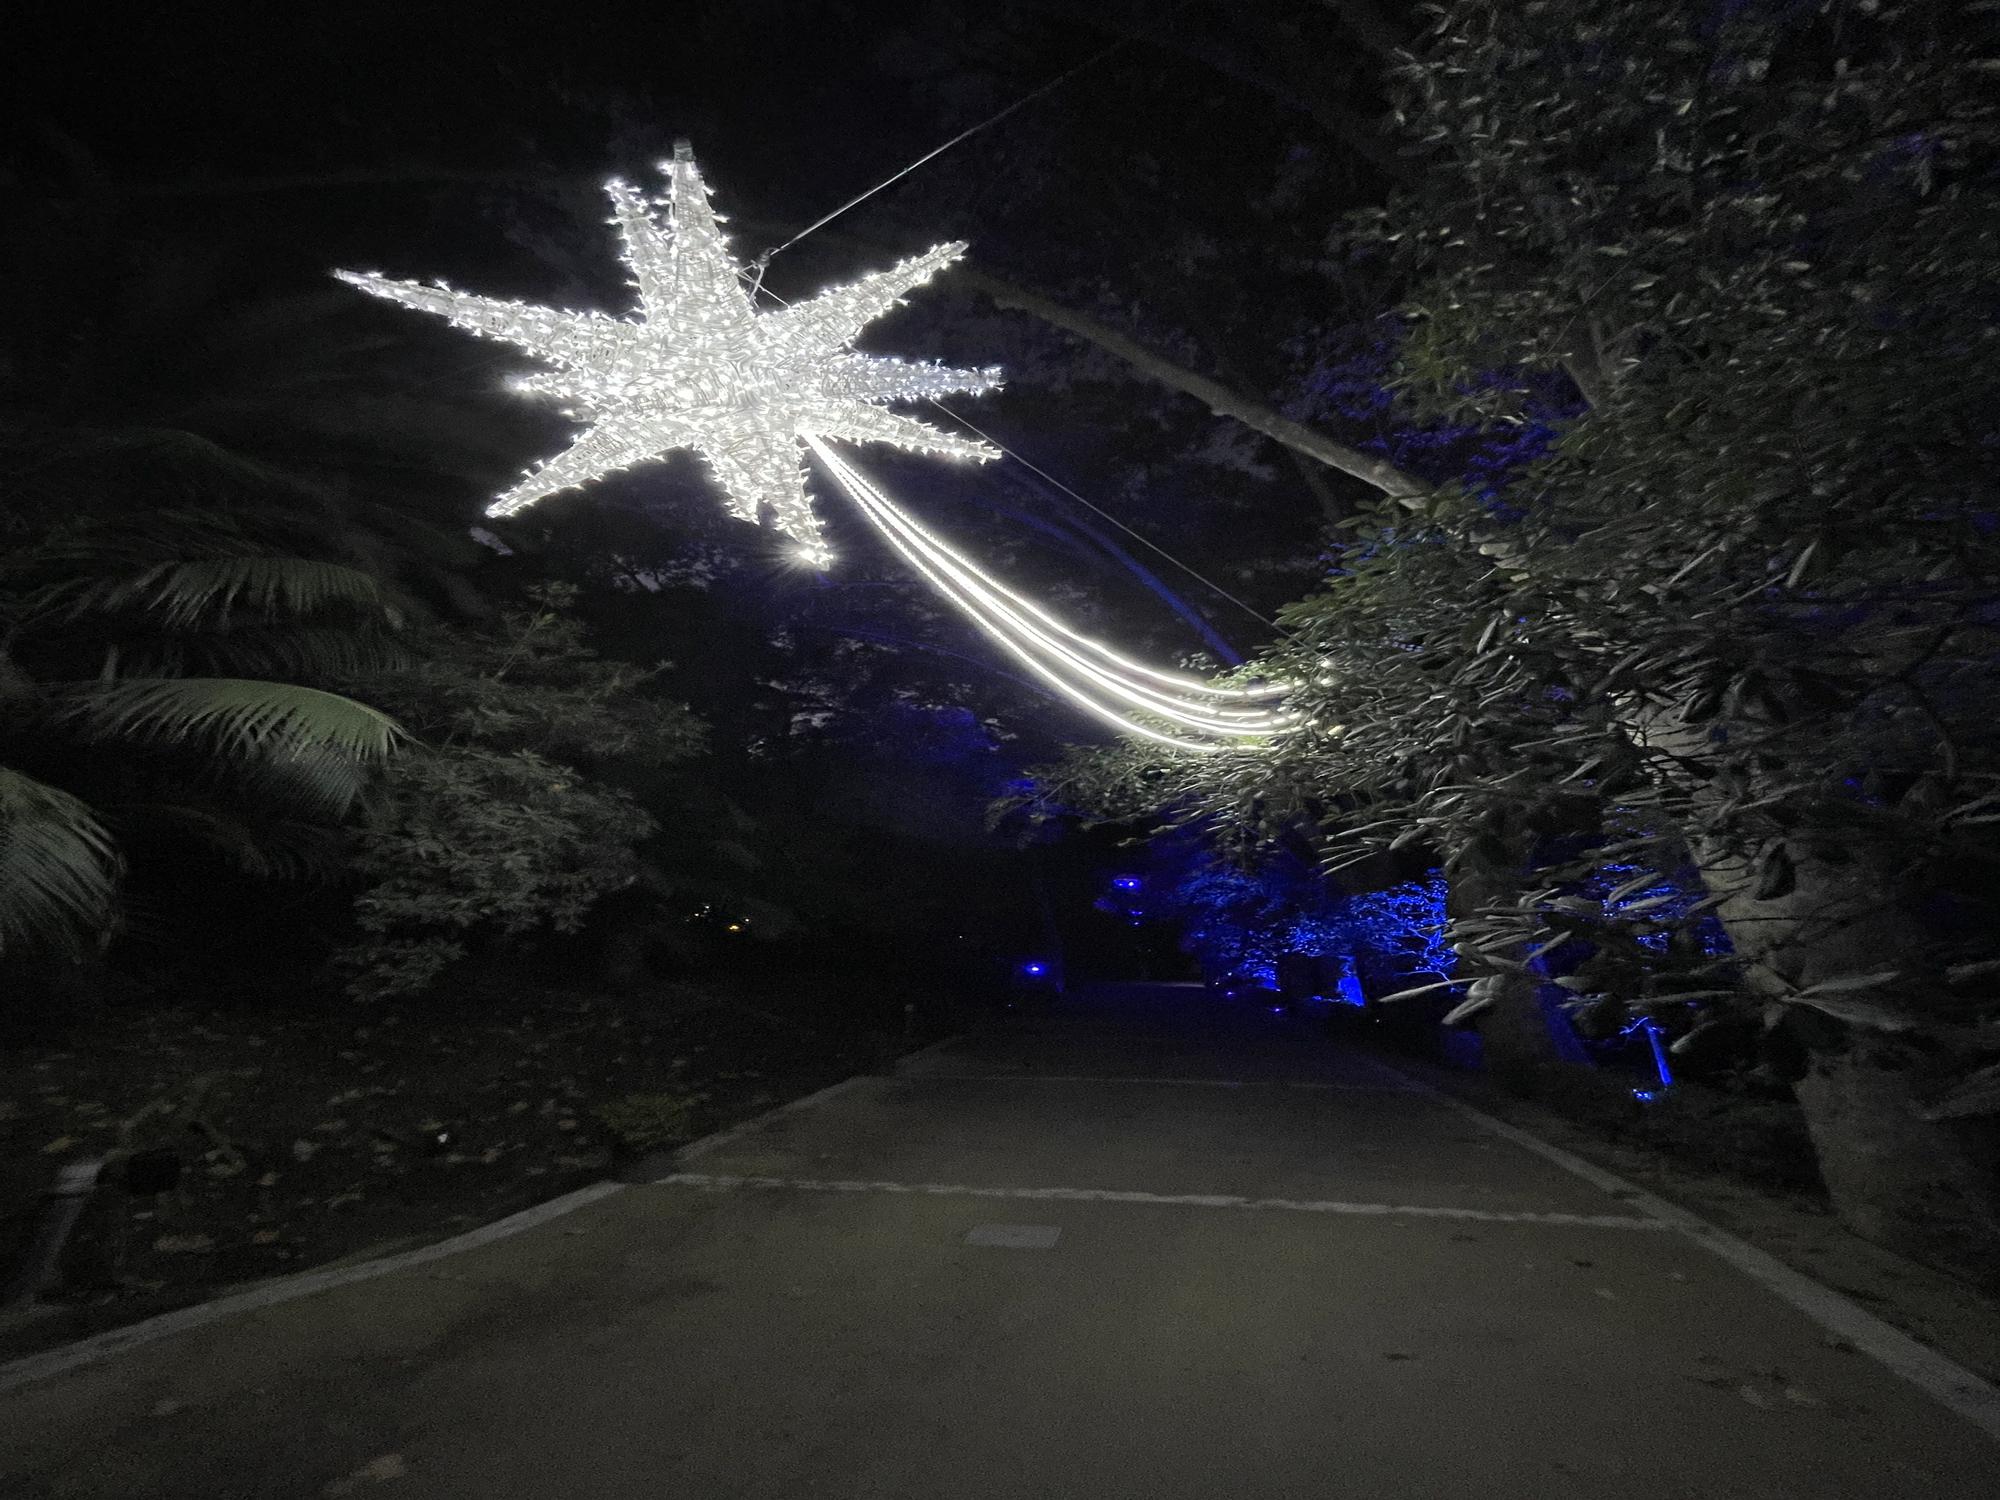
top-left (1, 1034), bottom-right (965, 1397)
top-left (1369, 1058), bottom-right (2000, 1444)
top-left (0, 1181), bottom-right (626, 1397)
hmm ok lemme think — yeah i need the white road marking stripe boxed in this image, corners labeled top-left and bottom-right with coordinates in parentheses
top-left (1362, 1057), bottom-right (2000, 1445)
top-left (653, 1171), bottom-right (1669, 1230)
top-left (902, 1073), bottom-right (1424, 1092)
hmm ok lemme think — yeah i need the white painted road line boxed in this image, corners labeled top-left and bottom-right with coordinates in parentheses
top-left (901, 1073), bottom-right (1425, 1093)
top-left (653, 1172), bottom-right (1671, 1230)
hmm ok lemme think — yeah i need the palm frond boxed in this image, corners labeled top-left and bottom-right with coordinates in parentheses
top-left (56, 679), bottom-right (402, 801)
top-left (0, 766), bottom-right (121, 957)
top-left (49, 557), bottom-right (397, 631)
top-left (231, 738), bottom-right (380, 819)
top-left (122, 801), bottom-right (350, 884)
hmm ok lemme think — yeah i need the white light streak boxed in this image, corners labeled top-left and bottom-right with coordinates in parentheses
top-left (337, 143), bottom-right (999, 558)
top-left (807, 437), bottom-right (1294, 751)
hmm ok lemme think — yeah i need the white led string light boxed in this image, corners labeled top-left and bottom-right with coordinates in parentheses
top-left (813, 449), bottom-right (1254, 753)
top-left (337, 142), bottom-right (1295, 751)
top-left (808, 440), bottom-right (1287, 729)
top-left (807, 438), bottom-right (1293, 749)
top-left (337, 142), bottom-right (999, 564)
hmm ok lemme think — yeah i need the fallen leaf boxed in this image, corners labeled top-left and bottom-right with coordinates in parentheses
top-left (292, 1139), bottom-right (320, 1162)
top-left (323, 1453), bottom-right (408, 1495)
top-left (151, 1399), bottom-right (184, 1417)
top-left (252, 1230), bottom-right (282, 1245)
top-left (41, 1136), bottom-right (78, 1154)
top-left (153, 1234), bottom-right (215, 1254)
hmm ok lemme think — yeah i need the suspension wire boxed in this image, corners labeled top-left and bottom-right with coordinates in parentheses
top-left (757, 35), bottom-right (1133, 266)
top-left (926, 400), bottom-right (1305, 646)
top-left (739, 266), bottom-right (1311, 668)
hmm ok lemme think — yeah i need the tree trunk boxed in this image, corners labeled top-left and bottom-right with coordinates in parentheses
top-left (1621, 703), bottom-right (2000, 1280)
top-left (1447, 831), bottom-right (1588, 1089)
top-left (1700, 838), bottom-right (2000, 1284)
top-left (1792, 1038), bottom-right (2000, 1289)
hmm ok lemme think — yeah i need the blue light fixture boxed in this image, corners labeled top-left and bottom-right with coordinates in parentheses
top-left (1112, 875), bottom-right (1142, 892)
top-left (1022, 961), bottom-right (1047, 977)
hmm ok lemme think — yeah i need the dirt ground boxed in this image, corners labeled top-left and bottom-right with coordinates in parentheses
top-left (1, 972), bottom-right (936, 1361)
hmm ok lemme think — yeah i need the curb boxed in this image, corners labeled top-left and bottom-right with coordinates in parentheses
top-left (0, 1034), bottom-right (965, 1398)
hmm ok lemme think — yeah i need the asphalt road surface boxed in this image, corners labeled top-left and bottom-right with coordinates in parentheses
top-left (5, 982), bottom-right (1998, 1498)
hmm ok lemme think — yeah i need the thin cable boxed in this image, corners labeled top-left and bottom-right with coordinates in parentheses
top-left (929, 400), bottom-right (1299, 644)
top-left (741, 273), bottom-right (1294, 656)
top-left (833, 453), bottom-right (1290, 713)
top-left (759, 37), bottom-right (1130, 264)
top-left (810, 438), bottom-right (1293, 739)
top-left (810, 436), bottom-right (1269, 753)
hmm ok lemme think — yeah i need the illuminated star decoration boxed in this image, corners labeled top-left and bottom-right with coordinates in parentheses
top-left (336, 141), bottom-right (1000, 564)
top-left (338, 143), bottom-right (1293, 749)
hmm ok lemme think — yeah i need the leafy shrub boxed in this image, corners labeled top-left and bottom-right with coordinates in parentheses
top-left (591, 1090), bottom-right (708, 1154)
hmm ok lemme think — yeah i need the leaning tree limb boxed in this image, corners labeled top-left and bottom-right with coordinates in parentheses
top-left (955, 267), bottom-right (1427, 500)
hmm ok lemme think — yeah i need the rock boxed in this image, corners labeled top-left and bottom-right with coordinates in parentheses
top-left (151, 1234), bottom-right (215, 1254)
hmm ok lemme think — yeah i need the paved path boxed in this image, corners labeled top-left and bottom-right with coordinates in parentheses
top-left (5, 983), bottom-right (1998, 1498)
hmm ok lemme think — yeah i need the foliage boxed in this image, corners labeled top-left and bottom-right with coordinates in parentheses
top-left (334, 585), bottom-right (706, 997)
top-left (337, 747), bottom-right (658, 997)
top-left (0, 510), bottom-right (405, 959)
top-left (591, 1089), bottom-right (708, 1154)
top-left (1042, 0), bottom-right (2000, 1064)
top-left (0, 767), bottom-right (121, 959)
top-left (0, 189), bottom-right (514, 968)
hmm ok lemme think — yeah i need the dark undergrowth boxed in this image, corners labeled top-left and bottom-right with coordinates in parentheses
top-left (1, 967), bottom-right (970, 1361)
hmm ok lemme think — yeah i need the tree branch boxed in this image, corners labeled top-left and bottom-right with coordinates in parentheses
top-left (956, 266), bottom-right (1426, 499)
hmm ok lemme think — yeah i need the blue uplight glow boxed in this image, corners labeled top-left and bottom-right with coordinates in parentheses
top-left (1619, 1016), bottom-right (1676, 1089)
top-left (1022, 962), bottom-right (1047, 977)
top-left (1112, 875), bottom-right (1142, 891)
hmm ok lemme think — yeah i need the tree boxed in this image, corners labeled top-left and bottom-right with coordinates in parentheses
top-left (0, 472), bottom-right (403, 965)
top-left (335, 583), bottom-right (705, 997)
top-left (1041, 0), bottom-right (2000, 1280)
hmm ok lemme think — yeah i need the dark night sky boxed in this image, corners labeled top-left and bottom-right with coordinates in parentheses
top-left (10, 2), bottom-right (1365, 296)
top-left (9, 3), bottom-right (1395, 678)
